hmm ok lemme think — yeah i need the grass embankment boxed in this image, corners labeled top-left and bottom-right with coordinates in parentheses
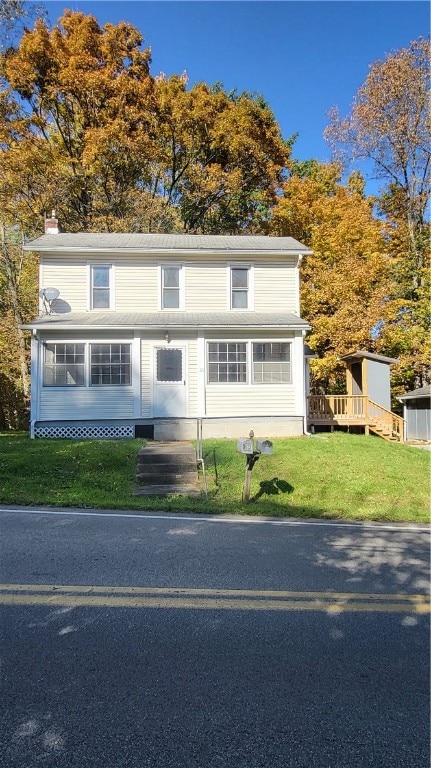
top-left (0, 432), bottom-right (429, 522)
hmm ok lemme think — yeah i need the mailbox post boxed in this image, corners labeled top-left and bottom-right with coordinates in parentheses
top-left (237, 430), bottom-right (273, 503)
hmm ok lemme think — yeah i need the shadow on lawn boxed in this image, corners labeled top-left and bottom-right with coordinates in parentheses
top-left (250, 477), bottom-right (294, 502)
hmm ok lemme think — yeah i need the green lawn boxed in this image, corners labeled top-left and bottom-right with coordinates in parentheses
top-left (0, 432), bottom-right (429, 522)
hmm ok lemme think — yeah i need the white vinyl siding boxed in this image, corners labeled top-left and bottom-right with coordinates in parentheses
top-left (39, 389), bottom-right (134, 420)
top-left (254, 263), bottom-right (298, 314)
top-left (40, 260), bottom-right (87, 311)
top-left (40, 256), bottom-right (299, 314)
top-left (185, 264), bottom-right (227, 311)
top-left (140, 340), bottom-right (152, 417)
top-left (115, 262), bottom-right (158, 312)
top-left (205, 386), bottom-right (296, 417)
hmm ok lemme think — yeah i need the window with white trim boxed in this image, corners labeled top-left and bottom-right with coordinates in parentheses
top-left (252, 342), bottom-right (291, 384)
top-left (162, 265), bottom-right (181, 309)
top-left (91, 265), bottom-right (111, 309)
top-left (90, 344), bottom-right (131, 386)
top-left (43, 343), bottom-right (85, 386)
top-left (231, 267), bottom-right (249, 309)
top-left (207, 342), bottom-right (247, 383)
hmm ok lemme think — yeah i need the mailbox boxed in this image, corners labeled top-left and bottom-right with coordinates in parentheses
top-left (256, 439), bottom-right (273, 455)
top-left (237, 438), bottom-right (254, 454)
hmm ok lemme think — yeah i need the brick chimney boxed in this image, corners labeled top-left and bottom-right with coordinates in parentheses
top-left (45, 210), bottom-right (59, 235)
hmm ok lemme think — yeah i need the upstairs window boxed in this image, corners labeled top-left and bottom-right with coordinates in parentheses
top-left (90, 344), bottom-right (131, 386)
top-left (231, 267), bottom-right (249, 309)
top-left (91, 265), bottom-right (111, 309)
top-left (162, 266), bottom-right (181, 309)
top-left (252, 342), bottom-right (291, 384)
top-left (43, 343), bottom-right (85, 386)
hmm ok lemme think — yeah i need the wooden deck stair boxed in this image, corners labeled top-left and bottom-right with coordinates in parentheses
top-left (307, 396), bottom-right (404, 442)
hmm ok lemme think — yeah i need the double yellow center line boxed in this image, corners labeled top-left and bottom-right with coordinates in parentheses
top-left (0, 584), bottom-right (429, 614)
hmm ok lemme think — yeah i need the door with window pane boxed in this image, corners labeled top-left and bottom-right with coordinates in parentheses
top-left (154, 347), bottom-right (187, 417)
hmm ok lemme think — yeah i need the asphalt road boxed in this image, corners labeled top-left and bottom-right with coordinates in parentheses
top-left (0, 506), bottom-right (430, 768)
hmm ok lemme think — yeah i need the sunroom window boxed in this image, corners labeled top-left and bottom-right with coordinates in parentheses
top-left (43, 343), bottom-right (85, 386)
top-left (252, 342), bottom-right (291, 384)
top-left (207, 342), bottom-right (247, 383)
top-left (90, 344), bottom-right (131, 386)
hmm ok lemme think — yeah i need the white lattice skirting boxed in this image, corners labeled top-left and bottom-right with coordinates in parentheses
top-left (34, 424), bottom-right (135, 439)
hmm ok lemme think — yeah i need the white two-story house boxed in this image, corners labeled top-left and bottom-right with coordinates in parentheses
top-left (23, 219), bottom-right (312, 440)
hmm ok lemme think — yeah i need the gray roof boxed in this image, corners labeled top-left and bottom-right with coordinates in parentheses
top-left (22, 311), bottom-right (310, 331)
top-left (339, 350), bottom-right (399, 365)
top-left (398, 386), bottom-right (431, 401)
top-left (23, 232), bottom-right (312, 254)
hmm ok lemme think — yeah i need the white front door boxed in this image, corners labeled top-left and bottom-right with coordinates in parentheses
top-left (154, 347), bottom-right (187, 417)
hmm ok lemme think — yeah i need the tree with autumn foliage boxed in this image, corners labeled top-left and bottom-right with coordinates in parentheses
top-left (325, 37), bottom-right (430, 389)
top-left (270, 162), bottom-right (391, 392)
top-left (0, 11), bottom-right (289, 234)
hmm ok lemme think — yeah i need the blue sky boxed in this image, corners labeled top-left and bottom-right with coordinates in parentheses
top-left (43, 1), bottom-right (429, 191)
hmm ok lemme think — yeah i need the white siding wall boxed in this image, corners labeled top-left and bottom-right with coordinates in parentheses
top-left (115, 260), bottom-right (158, 312)
top-left (254, 263), bottom-right (298, 313)
top-left (41, 254), bottom-right (299, 313)
top-left (39, 389), bottom-right (134, 420)
top-left (205, 385), bottom-right (297, 417)
top-left (140, 338), bottom-right (152, 417)
top-left (185, 264), bottom-right (227, 311)
top-left (40, 260), bottom-right (87, 311)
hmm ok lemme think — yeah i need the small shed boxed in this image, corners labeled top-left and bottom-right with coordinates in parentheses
top-left (339, 350), bottom-right (398, 411)
top-left (398, 386), bottom-right (431, 442)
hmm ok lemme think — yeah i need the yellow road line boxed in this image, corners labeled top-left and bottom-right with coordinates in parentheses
top-left (0, 585), bottom-right (429, 614)
top-left (0, 584), bottom-right (429, 602)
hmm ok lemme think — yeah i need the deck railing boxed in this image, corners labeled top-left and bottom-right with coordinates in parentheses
top-left (307, 395), bottom-right (404, 441)
top-left (307, 395), bottom-right (369, 422)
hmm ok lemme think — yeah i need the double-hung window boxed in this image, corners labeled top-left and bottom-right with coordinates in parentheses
top-left (43, 343), bottom-right (85, 386)
top-left (208, 342), bottom-right (247, 383)
top-left (162, 266), bottom-right (181, 309)
top-left (252, 342), bottom-right (291, 384)
top-left (231, 267), bottom-right (249, 309)
top-left (90, 344), bottom-right (131, 386)
top-left (91, 265), bottom-right (111, 309)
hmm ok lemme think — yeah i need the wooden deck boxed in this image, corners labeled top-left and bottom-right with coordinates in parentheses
top-left (307, 395), bottom-right (404, 442)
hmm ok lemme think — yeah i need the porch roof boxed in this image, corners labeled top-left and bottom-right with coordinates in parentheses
top-left (339, 350), bottom-right (399, 365)
top-left (22, 311), bottom-right (311, 331)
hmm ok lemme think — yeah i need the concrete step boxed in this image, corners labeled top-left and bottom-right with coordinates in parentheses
top-left (136, 456), bottom-right (197, 469)
top-left (135, 441), bottom-right (200, 496)
top-left (136, 471), bottom-right (199, 484)
top-left (133, 484), bottom-right (201, 497)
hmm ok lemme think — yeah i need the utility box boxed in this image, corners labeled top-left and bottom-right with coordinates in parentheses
top-left (237, 438), bottom-right (254, 454)
top-left (256, 439), bottom-right (273, 455)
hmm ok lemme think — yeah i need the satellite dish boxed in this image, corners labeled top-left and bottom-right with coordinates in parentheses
top-left (41, 287), bottom-right (60, 301)
top-left (39, 286), bottom-right (60, 314)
